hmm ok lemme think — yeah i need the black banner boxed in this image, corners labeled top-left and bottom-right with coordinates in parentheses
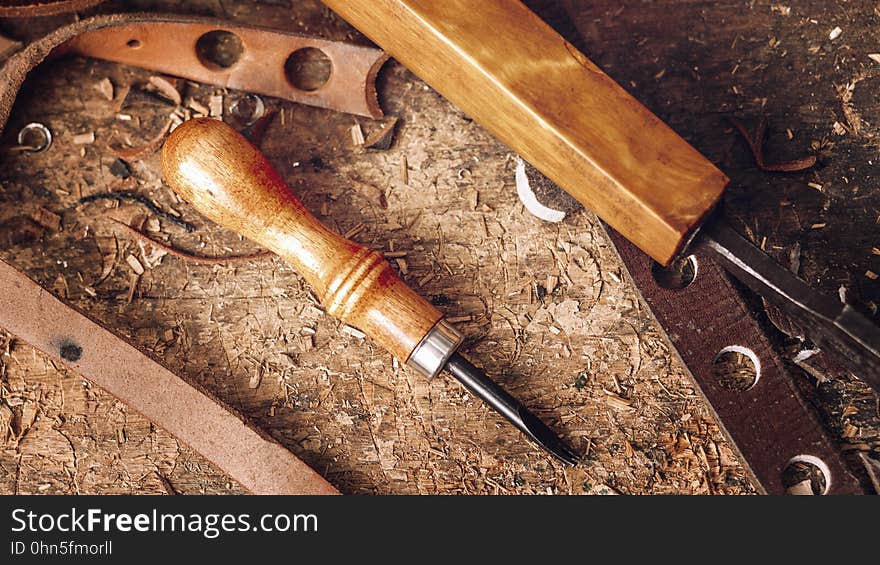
top-left (0, 495), bottom-right (874, 562)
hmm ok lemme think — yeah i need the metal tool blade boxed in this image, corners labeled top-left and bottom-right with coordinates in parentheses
top-left (444, 353), bottom-right (580, 465)
top-left (697, 219), bottom-right (880, 391)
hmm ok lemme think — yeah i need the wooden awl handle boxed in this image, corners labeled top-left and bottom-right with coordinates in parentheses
top-left (321, 0), bottom-right (729, 265)
top-left (161, 118), bottom-right (454, 372)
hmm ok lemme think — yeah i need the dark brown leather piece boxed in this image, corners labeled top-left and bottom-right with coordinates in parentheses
top-left (606, 228), bottom-right (862, 494)
top-left (0, 0), bottom-right (105, 18)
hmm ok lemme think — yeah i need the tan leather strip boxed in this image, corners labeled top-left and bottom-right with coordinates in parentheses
top-left (0, 258), bottom-right (339, 494)
top-left (0, 0), bottom-right (105, 18)
top-left (0, 13), bottom-right (386, 133)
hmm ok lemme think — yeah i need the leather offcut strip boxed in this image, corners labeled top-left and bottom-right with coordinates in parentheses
top-left (0, 13), bottom-right (387, 132)
top-left (0, 0), bottom-right (105, 18)
top-left (59, 18), bottom-right (388, 119)
top-left (0, 259), bottom-right (339, 495)
top-left (606, 229), bottom-right (862, 494)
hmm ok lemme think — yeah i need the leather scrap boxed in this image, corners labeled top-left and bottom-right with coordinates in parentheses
top-left (0, 0), bottom-right (105, 18)
top-left (0, 13), bottom-right (387, 132)
top-left (606, 228), bottom-right (862, 494)
top-left (728, 117), bottom-right (817, 172)
top-left (0, 258), bottom-right (339, 495)
top-left (59, 18), bottom-right (388, 119)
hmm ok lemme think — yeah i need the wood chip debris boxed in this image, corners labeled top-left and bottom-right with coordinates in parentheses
top-left (52, 274), bottom-right (69, 299)
top-left (72, 131), bottom-right (95, 145)
top-left (859, 453), bottom-right (880, 494)
top-left (728, 116), bottom-right (817, 172)
top-left (828, 26), bottom-right (843, 41)
top-left (125, 273), bottom-right (140, 304)
top-left (0, 403), bottom-right (12, 444)
top-left (137, 238), bottom-right (168, 269)
top-left (341, 325), bottom-right (365, 339)
top-left (869, 54), bottom-right (880, 65)
top-left (350, 123), bottom-right (365, 146)
top-left (126, 254), bottom-right (145, 275)
top-left (770, 4), bottom-right (791, 16)
top-left (351, 180), bottom-right (387, 209)
top-left (584, 483), bottom-right (619, 495)
top-left (95, 77), bottom-right (114, 101)
top-left (112, 118), bottom-right (173, 160)
top-left (185, 97), bottom-right (210, 116)
top-left (604, 390), bottom-right (634, 411)
top-left (786, 479), bottom-right (814, 495)
top-left (343, 222), bottom-right (366, 239)
top-left (400, 155), bottom-right (409, 185)
top-left (147, 76), bottom-right (182, 106)
top-left (209, 94), bottom-right (223, 118)
top-left (249, 362), bottom-right (264, 389)
top-left (112, 83), bottom-right (131, 113)
top-left (32, 207), bottom-right (62, 231)
top-left (113, 219), bottom-right (271, 265)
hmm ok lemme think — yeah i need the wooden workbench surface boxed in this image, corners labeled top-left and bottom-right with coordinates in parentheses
top-left (0, 0), bottom-right (876, 494)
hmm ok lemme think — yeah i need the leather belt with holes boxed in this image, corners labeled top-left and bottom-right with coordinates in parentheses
top-left (606, 228), bottom-right (859, 493)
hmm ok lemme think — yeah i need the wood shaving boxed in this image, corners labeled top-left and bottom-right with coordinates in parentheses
top-left (341, 325), bottom-right (365, 339)
top-left (32, 207), bottom-right (61, 231)
top-left (95, 77), bottom-right (114, 101)
top-left (112, 118), bottom-right (173, 160)
top-left (147, 76), bottom-right (182, 106)
top-left (126, 254), bottom-right (145, 275)
top-left (400, 155), bottom-right (409, 185)
top-left (209, 94), bottom-right (223, 118)
top-left (351, 181), bottom-right (387, 209)
top-left (728, 116), bottom-right (817, 172)
top-left (72, 132), bottom-right (95, 145)
top-left (350, 123), bottom-right (365, 146)
top-left (604, 392), bottom-right (634, 411)
top-left (185, 98), bottom-right (210, 116)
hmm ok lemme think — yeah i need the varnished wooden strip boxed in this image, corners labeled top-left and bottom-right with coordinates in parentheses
top-left (322, 0), bottom-right (729, 264)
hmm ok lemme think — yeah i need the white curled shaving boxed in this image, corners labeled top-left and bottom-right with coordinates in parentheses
top-left (515, 158), bottom-right (565, 223)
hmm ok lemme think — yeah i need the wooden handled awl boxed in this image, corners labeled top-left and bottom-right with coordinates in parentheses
top-left (322, 0), bottom-right (880, 388)
top-left (162, 118), bottom-right (578, 465)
